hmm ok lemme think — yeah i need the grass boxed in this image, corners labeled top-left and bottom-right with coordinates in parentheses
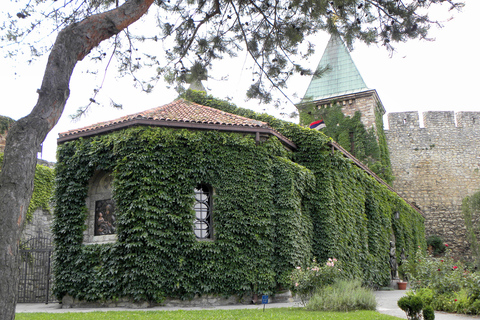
top-left (16, 308), bottom-right (402, 320)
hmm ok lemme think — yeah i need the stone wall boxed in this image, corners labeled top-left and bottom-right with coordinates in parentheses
top-left (340, 90), bottom-right (384, 130)
top-left (21, 159), bottom-right (55, 242)
top-left (385, 111), bottom-right (480, 256)
top-left (21, 207), bottom-right (54, 241)
top-left (83, 170), bottom-right (117, 244)
top-left (311, 89), bottom-right (385, 130)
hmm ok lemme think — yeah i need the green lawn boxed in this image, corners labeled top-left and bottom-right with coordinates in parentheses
top-left (16, 308), bottom-right (402, 319)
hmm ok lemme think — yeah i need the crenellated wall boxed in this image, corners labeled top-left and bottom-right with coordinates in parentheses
top-left (385, 111), bottom-right (480, 255)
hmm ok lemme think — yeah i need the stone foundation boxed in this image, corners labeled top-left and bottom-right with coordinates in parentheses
top-left (61, 291), bottom-right (294, 309)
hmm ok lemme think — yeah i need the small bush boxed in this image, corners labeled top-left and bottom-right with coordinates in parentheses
top-left (398, 295), bottom-right (423, 320)
top-left (398, 290), bottom-right (436, 320)
top-left (426, 235), bottom-right (446, 256)
top-left (423, 305), bottom-right (435, 320)
top-left (305, 279), bottom-right (377, 312)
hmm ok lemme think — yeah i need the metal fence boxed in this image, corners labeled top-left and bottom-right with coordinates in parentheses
top-left (18, 235), bottom-right (56, 303)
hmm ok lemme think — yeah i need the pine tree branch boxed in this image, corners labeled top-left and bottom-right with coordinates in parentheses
top-left (232, 2), bottom-right (295, 106)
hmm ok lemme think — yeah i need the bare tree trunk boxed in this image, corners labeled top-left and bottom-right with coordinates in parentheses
top-left (0, 1), bottom-right (154, 318)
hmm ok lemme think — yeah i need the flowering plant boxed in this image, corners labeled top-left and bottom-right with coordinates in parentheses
top-left (402, 245), bottom-right (480, 315)
top-left (403, 246), bottom-right (464, 295)
top-left (290, 258), bottom-right (343, 306)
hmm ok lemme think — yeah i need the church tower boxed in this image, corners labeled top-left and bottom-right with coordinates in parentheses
top-left (298, 35), bottom-right (385, 130)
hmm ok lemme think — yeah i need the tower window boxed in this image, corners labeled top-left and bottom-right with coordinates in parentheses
top-left (193, 184), bottom-right (213, 240)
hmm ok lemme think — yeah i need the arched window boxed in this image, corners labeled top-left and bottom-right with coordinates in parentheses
top-left (193, 184), bottom-right (213, 240)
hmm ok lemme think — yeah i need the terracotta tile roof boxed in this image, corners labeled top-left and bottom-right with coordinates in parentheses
top-left (57, 99), bottom-right (298, 149)
top-left (59, 99), bottom-right (270, 139)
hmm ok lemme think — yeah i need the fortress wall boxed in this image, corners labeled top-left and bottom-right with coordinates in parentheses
top-left (456, 112), bottom-right (480, 127)
top-left (386, 111), bottom-right (480, 255)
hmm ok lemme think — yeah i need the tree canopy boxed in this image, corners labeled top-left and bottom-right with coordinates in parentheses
top-left (2, 0), bottom-right (463, 107)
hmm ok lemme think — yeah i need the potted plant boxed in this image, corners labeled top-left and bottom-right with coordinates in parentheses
top-left (398, 281), bottom-right (408, 290)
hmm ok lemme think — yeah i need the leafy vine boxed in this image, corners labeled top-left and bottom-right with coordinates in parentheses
top-left (52, 91), bottom-right (425, 303)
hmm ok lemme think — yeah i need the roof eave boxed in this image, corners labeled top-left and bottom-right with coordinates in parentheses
top-left (57, 118), bottom-right (297, 150)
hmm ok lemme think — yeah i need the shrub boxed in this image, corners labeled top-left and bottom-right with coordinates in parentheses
top-left (398, 295), bottom-right (423, 320)
top-left (290, 258), bottom-right (343, 306)
top-left (415, 288), bottom-right (434, 307)
top-left (431, 292), bottom-right (456, 313)
top-left (426, 235), bottom-right (446, 256)
top-left (464, 272), bottom-right (480, 301)
top-left (305, 279), bottom-right (377, 312)
top-left (423, 305), bottom-right (435, 320)
top-left (403, 247), bottom-right (464, 294)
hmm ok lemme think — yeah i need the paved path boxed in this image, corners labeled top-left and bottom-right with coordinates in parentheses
top-left (15, 290), bottom-right (480, 319)
top-left (374, 290), bottom-right (480, 320)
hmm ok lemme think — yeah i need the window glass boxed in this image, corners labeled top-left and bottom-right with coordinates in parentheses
top-left (194, 185), bottom-right (212, 239)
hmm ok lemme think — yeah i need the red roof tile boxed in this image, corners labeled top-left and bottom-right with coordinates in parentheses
top-left (59, 99), bottom-right (270, 139)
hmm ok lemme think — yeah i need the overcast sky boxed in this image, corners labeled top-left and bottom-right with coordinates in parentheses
top-left (1, 0), bottom-right (478, 163)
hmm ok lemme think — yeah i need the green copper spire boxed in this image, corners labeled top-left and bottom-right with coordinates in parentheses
top-left (302, 35), bottom-right (368, 102)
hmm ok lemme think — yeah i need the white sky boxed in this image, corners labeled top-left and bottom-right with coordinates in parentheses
top-left (0, 0), bottom-right (478, 163)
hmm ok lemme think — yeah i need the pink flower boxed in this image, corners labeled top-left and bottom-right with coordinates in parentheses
top-left (453, 266), bottom-right (458, 270)
top-left (326, 262), bottom-right (334, 267)
top-left (333, 258), bottom-right (337, 262)
top-left (445, 244), bottom-right (449, 247)
top-left (328, 258), bottom-right (333, 262)
top-left (295, 283), bottom-right (299, 287)
top-left (455, 299), bottom-right (457, 302)
top-left (438, 269), bottom-right (441, 271)
top-left (441, 260), bottom-right (444, 262)
top-left (296, 266), bottom-right (301, 269)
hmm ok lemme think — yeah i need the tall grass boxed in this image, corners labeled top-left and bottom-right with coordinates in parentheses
top-left (306, 279), bottom-right (377, 312)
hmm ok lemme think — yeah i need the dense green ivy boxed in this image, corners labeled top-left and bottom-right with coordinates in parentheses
top-left (53, 91), bottom-right (425, 303)
top-left (462, 191), bottom-right (480, 268)
top-left (184, 91), bottom-right (425, 284)
top-left (297, 102), bottom-right (394, 184)
top-left (0, 115), bottom-right (15, 134)
top-left (53, 127), bottom-right (315, 301)
top-left (0, 153), bottom-right (54, 222)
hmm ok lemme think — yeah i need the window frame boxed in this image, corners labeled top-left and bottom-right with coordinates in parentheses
top-left (193, 184), bottom-right (214, 240)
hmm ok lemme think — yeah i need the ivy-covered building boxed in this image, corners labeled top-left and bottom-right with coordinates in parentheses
top-left (53, 91), bottom-right (425, 306)
top-left (297, 34), bottom-right (394, 184)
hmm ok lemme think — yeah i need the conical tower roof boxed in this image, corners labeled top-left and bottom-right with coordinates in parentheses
top-left (302, 35), bottom-right (369, 101)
